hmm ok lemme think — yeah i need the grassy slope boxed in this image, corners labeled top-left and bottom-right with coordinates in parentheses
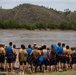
top-left (21, 70), bottom-right (76, 75)
top-left (33, 71), bottom-right (76, 75)
top-left (0, 4), bottom-right (76, 22)
top-left (0, 70), bottom-right (75, 75)
top-left (14, 70), bottom-right (76, 75)
top-left (0, 4), bottom-right (76, 23)
top-left (11, 4), bottom-right (65, 23)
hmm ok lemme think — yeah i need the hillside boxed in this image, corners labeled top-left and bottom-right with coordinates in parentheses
top-left (0, 4), bottom-right (76, 23)
top-left (0, 4), bottom-right (76, 22)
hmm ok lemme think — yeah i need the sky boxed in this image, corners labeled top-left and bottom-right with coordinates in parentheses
top-left (0, 0), bottom-right (76, 11)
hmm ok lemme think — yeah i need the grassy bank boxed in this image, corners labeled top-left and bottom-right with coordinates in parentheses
top-left (30, 70), bottom-right (76, 75)
top-left (0, 20), bottom-right (76, 30)
top-left (15, 70), bottom-right (76, 75)
top-left (1, 70), bottom-right (76, 75)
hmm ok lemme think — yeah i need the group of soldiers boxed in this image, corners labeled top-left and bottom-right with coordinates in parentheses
top-left (0, 42), bottom-right (76, 74)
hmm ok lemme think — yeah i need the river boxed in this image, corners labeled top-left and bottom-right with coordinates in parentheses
top-left (0, 30), bottom-right (76, 48)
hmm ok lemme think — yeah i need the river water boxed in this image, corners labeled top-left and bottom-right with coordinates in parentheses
top-left (0, 30), bottom-right (76, 48)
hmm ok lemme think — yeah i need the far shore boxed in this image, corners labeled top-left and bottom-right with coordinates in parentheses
top-left (0, 29), bottom-right (76, 32)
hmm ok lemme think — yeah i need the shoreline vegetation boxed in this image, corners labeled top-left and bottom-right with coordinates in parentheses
top-left (0, 20), bottom-right (76, 30)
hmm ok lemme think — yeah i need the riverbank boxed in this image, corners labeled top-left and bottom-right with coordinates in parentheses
top-left (0, 29), bottom-right (76, 32)
top-left (0, 69), bottom-right (76, 75)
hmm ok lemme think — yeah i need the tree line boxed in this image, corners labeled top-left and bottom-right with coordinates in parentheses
top-left (0, 19), bottom-right (76, 30)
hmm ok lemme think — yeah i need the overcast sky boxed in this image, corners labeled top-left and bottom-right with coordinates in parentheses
top-left (0, 0), bottom-right (76, 11)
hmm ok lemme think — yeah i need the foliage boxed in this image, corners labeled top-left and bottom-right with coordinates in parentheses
top-left (59, 21), bottom-right (76, 30)
top-left (0, 19), bottom-right (76, 30)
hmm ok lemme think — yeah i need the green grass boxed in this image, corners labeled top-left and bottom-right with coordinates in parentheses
top-left (29, 70), bottom-right (76, 75)
top-left (13, 70), bottom-right (76, 75)
top-left (0, 70), bottom-right (76, 75)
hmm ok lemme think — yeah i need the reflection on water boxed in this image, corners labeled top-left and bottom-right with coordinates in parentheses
top-left (0, 30), bottom-right (76, 47)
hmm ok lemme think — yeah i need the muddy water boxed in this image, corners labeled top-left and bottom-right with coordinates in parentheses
top-left (0, 30), bottom-right (76, 47)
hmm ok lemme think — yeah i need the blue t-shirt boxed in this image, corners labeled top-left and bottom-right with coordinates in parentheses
top-left (57, 46), bottom-right (63, 54)
top-left (51, 44), bottom-right (58, 53)
top-left (6, 46), bottom-right (13, 56)
top-left (26, 48), bottom-right (32, 55)
top-left (39, 55), bottom-right (44, 63)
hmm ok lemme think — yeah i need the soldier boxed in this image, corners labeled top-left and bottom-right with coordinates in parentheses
top-left (0, 44), bottom-right (6, 71)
